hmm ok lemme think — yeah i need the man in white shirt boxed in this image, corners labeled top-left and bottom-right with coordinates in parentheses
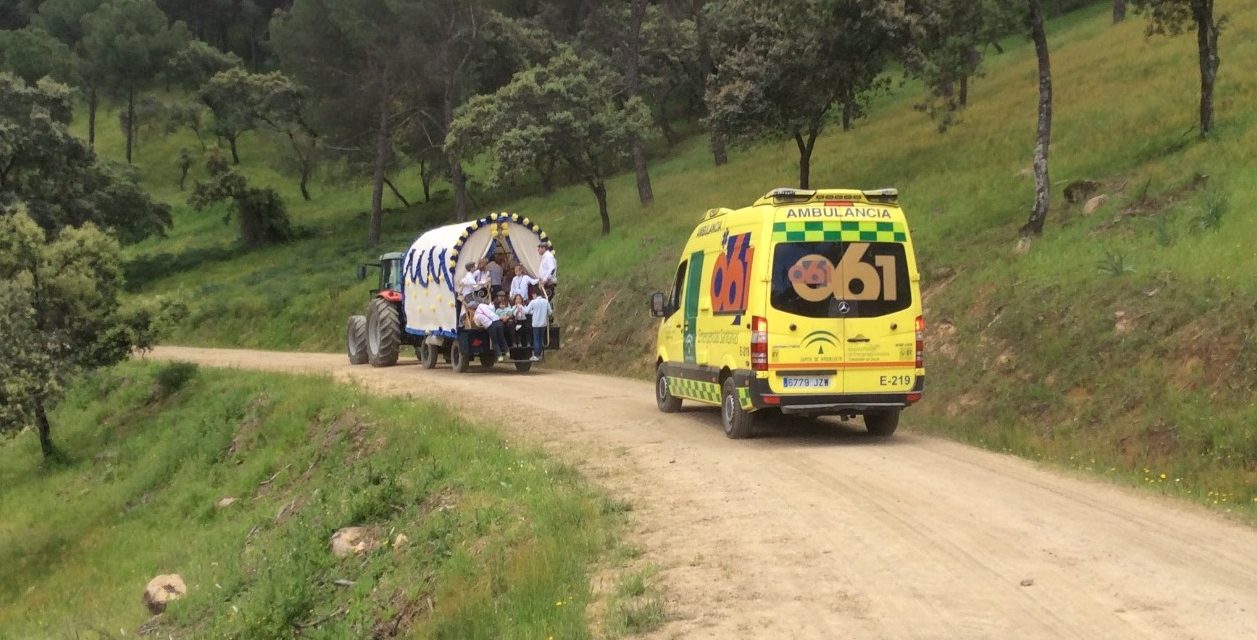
top-left (537, 242), bottom-right (557, 301)
top-left (523, 292), bottom-right (553, 361)
top-left (469, 300), bottom-right (509, 359)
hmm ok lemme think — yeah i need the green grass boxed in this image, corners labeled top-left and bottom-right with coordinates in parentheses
top-left (0, 362), bottom-right (628, 638)
top-left (89, 0), bottom-right (1257, 517)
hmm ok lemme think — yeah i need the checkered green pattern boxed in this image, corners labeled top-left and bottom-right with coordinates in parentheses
top-left (737, 386), bottom-right (753, 410)
top-left (668, 377), bottom-right (721, 404)
top-left (772, 220), bottom-right (907, 243)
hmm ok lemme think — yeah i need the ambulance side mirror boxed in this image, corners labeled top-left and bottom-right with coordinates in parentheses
top-left (649, 292), bottom-right (668, 318)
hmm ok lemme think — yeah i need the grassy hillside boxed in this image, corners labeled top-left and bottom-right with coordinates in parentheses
top-left (0, 362), bottom-right (649, 639)
top-left (101, 1), bottom-right (1256, 514)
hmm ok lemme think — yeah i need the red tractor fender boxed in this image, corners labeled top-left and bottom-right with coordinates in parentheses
top-left (376, 290), bottom-right (403, 303)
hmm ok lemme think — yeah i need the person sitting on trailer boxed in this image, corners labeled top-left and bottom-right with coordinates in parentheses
top-left (470, 300), bottom-right (509, 360)
top-left (524, 289), bottom-right (553, 362)
top-left (493, 293), bottom-right (517, 345)
top-left (459, 262), bottom-right (482, 299)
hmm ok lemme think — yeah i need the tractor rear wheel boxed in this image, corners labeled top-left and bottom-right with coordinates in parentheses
top-left (367, 297), bottom-right (401, 367)
top-left (346, 315), bottom-right (368, 365)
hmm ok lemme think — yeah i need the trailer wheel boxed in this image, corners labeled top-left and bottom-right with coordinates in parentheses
top-left (367, 297), bottom-right (401, 367)
top-left (480, 352), bottom-right (497, 369)
top-left (863, 410), bottom-right (900, 437)
top-left (514, 361), bottom-right (532, 373)
top-left (346, 315), bottom-right (368, 365)
top-left (450, 342), bottom-right (469, 373)
top-left (418, 342), bottom-right (437, 369)
top-left (720, 378), bottom-right (755, 439)
top-left (655, 367), bottom-right (681, 413)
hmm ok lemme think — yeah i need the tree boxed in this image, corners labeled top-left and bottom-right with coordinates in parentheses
top-left (32, 0), bottom-right (105, 147)
top-left (1131, 0), bottom-right (1224, 137)
top-left (1021, 0), bottom-right (1053, 236)
top-left (903, 0), bottom-right (1021, 132)
top-left (0, 208), bottom-right (167, 459)
top-left (253, 71), bottom-right (320, 201)
top-left (447, 48), bottom-right (652, 236)
top-left (1114, 0), bottom-right (1127, 23)
top-left (0, 26), bottom-right (80, 85)
top-left (198, 67), bottom-right (261, 165)
top-left (584, 0), bottom-right (656, 206)
top-left (272, 0), bottom-right (424, 245)
top-left (81, 0), bottom-right (188, 163)
top-left (0, 74), bottom-right (171, 243)
top-left (168, 39), bottom-right (242, 90)
top-left (189, 148), bottom-right (292, 247)
top-left (705, 0), bottom-right (899, 189)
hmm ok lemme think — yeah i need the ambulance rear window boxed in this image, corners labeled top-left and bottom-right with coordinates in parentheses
top-left (770, 242), bottom-right (911, 318)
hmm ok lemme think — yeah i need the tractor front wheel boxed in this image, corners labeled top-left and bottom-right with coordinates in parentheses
top-left (346, 315), bottom-right (368, 365)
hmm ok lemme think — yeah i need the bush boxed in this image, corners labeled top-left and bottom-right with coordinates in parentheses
top-left (155, 362), bottom-right (198, 395)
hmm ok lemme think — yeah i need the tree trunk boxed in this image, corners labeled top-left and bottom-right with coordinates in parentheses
top-left (1022, 0), bottom-right (1053, 237)
top-left (591, 179), bottom-right (611, 235)
top-left (299, 163), bottom-right (311, 201)
top-left (125, 87), bottom-right (135, 164)
top-left (959, 76), bottom-right (970, 107)
top-left (34, 394), bottom-right (54, 459)
top-left (625, 0), bottom-right (653, 206)
top-left (88, 87), bottom-right (97, 149)
top-left (709, 124), bottom-right (728, 166)
top-left (842, 101), bottom-right (854, 131)
top-left (228, 135), bottom-right (240, 165)
top-left (383, 177), bottom-right (411, 207)
top-left (1194, 0), bottom-right (1220, 138)
top-left (368, 100), bottom-right (389, 247)
top-left (537, 156), bottom-right (555, 194)
top-left (793, 129), bottom-right (819, 190)
top-left (450, 161), bottom-right (468, 221)
top-left (179, 166), bottom-right (189, 191)
top-left (418, 158), bottom-right (433, 202)
top-left (1113, 0), bottom-right (1126, 23)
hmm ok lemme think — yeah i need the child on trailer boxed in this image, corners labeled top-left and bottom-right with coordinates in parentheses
top-left (523, 290), bottom-right (553, 361)
top-left (511, 294), bottom-right (530, 347)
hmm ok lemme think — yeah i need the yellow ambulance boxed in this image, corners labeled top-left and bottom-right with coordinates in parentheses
top-left (649, 188), bottom-right (924, 438)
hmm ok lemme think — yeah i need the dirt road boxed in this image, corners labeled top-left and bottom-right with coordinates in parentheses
top-left (150, 347), bottom-right (1257, 639)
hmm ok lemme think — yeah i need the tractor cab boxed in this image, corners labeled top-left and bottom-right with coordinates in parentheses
top-left (358, 252), bottom-right (405, 294)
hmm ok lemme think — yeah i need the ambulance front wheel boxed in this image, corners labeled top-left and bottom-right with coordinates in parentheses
top-left (655, 368), bottom-right (681, 413)
top-left (863, 409), bottom-right (900, 437)
top-left (721, 378), bottom-right (754, 439)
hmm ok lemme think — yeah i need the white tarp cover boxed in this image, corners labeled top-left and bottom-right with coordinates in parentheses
top-left (401, 212), bottom-right (549, 337)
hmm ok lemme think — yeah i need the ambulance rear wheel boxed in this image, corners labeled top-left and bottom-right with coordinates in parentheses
top-left (721, 378), bottom-right (754, 439)
top-left (863, 410), bottom-right (900, 437)
top-left (450, 342), bottom-right (469, 373)
top-left (655, 368), bottom-right (681, 413)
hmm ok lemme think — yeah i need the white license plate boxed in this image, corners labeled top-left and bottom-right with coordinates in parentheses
top-left (781, 376), bottom-right (830, 389)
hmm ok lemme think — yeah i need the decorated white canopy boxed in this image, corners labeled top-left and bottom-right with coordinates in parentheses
top-left (401, 212), bottom-right (551, 338)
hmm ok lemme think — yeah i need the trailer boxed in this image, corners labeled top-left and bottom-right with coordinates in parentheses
top-left (346, 212), bottom-right (559, 373)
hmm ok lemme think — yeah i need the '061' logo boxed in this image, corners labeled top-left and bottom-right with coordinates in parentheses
top-left (710, 232), bottom-right (754, 317)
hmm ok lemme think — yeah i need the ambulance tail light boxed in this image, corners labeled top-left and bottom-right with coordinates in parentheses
top-left (751, 316), bottom-right (768, 371)
top-left (915, 316), bottom-right (925, 369)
